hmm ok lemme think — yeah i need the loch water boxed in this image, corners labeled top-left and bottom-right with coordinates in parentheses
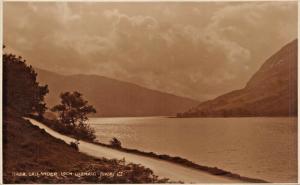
top-left (89, 117), bottom-right (297, 182)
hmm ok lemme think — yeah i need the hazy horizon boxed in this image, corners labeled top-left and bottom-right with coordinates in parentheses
top-left (3, 1), bottom-right (297, 101)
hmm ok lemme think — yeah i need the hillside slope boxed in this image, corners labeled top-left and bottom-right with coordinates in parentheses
top-left (178, 39), bottom-right (297, 117)
top-left (3, 109), bottom-right (167, 183)
top-left (35, 69), bottom-right (198, 117)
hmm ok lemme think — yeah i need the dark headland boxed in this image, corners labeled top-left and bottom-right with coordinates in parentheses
top-left (177, 39), bottom-right (297, 118)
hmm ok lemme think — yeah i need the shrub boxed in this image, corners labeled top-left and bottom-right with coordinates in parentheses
top-left (74, 123), bottom-right (96, 141)
top-left (110, 137), bottom-right (122, 148)
top-left (70, 141), bottom-right (79, 151)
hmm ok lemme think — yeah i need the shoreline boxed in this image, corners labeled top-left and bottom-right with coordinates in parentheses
top-left (90, 141), bottom-right (268, 183)
top-left (29, 116), bottom-right (269, 183)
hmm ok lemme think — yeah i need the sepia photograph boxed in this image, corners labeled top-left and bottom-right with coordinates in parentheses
top-left (2, 0), bottom-right (298, 184)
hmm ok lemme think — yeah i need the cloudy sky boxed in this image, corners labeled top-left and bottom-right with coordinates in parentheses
top-left (3, 1), bottom-right (297, 101)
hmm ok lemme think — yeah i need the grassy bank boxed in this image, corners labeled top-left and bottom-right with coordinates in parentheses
top-left (31, 115), bottom-right (268, 183)
top-left (3, 109), bottom-right (170, 183)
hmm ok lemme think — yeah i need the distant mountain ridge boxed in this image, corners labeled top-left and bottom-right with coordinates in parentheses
top-left (35, 68), bottom-right (199, 117)
top-left (178, 39), bottom-right (298, 117)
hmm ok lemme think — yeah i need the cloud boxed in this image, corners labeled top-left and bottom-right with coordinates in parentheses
top-left (56, 2), bottom-right (81, 24)
top-left (103, 9), bottom-right (158, 32)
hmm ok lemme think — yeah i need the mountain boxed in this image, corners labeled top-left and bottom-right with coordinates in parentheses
top-left (35, 69), bottom-right (199, 117)
top-left (178, 39), bottom-right (298, 117)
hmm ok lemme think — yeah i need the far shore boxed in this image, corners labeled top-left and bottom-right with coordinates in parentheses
top-left (86, 115), bottom-right (297, 119)
top-left (169, 116), bottom-right (298, 118)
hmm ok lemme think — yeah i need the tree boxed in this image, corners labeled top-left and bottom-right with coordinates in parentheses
top-left (3, 46), bottom-right (49, 116)
top-left (51, 91), bottom-right (96, 141)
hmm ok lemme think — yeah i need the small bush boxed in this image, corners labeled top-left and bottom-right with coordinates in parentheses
top-left (110, 137), bottom-right (122, 148)
top-left (74, 123), bottom-right (96, 141)
top-left (70, 141), bottom-right (79, 151)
